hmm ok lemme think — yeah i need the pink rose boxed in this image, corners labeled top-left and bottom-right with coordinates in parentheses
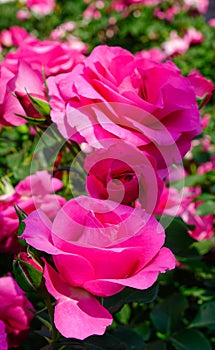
top-left (0, 321), bottom-right (7, 350)
top-left (47, 45), bottom-right (201, 172)
top-left (0, 275), bottom-right (34, 348)
top-left (135, 47), bottom-right (166, 62)
top-left (183, 0), bottom-right (209, 14)
top-left (197, 156), bottom-right (215, 175)
top-left (21, 195), bottom-right (175, 338)
top-left (16, 9), bottom-right (31, 21)
top-left (155, 184), bottom-right (201, 217)
top-left (162, 31), bottom-right (190, 56)
top-left (184, 28), bottom-right (204, 45)
top-left (2, 61), bottom-right (47, 126)
top-left (208, 18), bottom-right (215, 27)
top-left (0, 26), bottom-right (33, 47)
top-left (1, 37), bottom-right (85, 78)
top-left (154, 186), bottom-right (183, 217)
top-left (187, 70), bottom-right (214, 107)
top-left (182, 202), bottom-right (214, 241)
top-left (84, 139), bottom-right (163, 213)
top-left (153, 5), bottom-right (179, 22)
top-left (26, 0), bottom-right (55, 15)
top-left (0, 66), bottom-right (14, 127)
top-left (0, 171), bottom-right (66, 253)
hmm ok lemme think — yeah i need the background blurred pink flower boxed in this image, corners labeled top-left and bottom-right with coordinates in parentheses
top-left (153, 5), bottom-right (179, 21)
top-left (0, 171), bottom-right (66, 253)
top-left (0, 275), bottom-right (34, 348)
top-left (183, 0), bottom-right (209, 14)
top-left (135, 47), bottom-right (166, 62)
top-left (0, 26), bottom-right (33, 47)
top-left (182, 202), bottom-right (214, 241)
top-left (208, 18), bottom-right (215, 27)
top-left (26, 0), bottom-right (55, 16)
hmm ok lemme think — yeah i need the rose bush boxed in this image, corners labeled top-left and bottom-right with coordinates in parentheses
top-left (0, 275), bottom-right (34, 349)
top-left (47, 45), bottom-right (202, 172)
top-left (21, 195), bottom-right (175, 338)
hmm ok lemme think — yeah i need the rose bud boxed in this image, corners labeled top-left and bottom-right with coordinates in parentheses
top-left (13, 251), bottom-right (43, 292)
top-left (15, 91), bottom-right (50, 123)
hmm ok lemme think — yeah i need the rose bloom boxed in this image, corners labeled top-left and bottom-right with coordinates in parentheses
top-left (1, 60), bottom-right (47, 126)
top-left (0, 171), bottom-right (66, 253)
top-left (47, 45), bottom-right (201, 173)
top-left (84, 139), bottom-right (163, 213)
top-left (26, 0), bottom-right (55, 16)
top-left (0, 275), bottom-right (34, 349)
top-left (155, 184), bottom-right (214, 241)
top-left (187, 70), bottom-right (214, 107)
top-left (153, 5), bottom-right (180, 22)
top-left (0, 26), bottom-right (33, 48)
top-left (135, 47), bottom-right (166, 62)
top-left (209, 18), bottom-right (215, 28)
top-left (26, 0), bottom-right (55, 15)
top-left (1, 37), bottom-right (85, 78)
top-left (111, 0), bottom-right (161, 11)
top-left (184, 28), bottom-right (204, 45)
top-left (162, 31), bottom-right (190, 57)
top-left (183, 0), bottom-right (209, 14)
top-left (182, 202), bottom-right (214, 241)
top-left (21, 195), bottom-right (175, 339)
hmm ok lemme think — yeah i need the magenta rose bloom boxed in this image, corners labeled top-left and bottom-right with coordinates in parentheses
top-left (47, 45), bottom-right (202, 172)
top-left (21, 195), bottom-right (175, 339)
top-left (0, 276), bottom-right (34, 349)
top-left (84, 139), bottom-right (163, 213)
top-left (1, 37), bottom-right (85, 78)
top-left (26, 0), bottom-right (55, 16)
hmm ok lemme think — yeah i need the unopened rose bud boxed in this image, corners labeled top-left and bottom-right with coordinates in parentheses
top-left (13, 251), bottom-right (43, 292)
top-left (15, 91), bottom-right (50, 123)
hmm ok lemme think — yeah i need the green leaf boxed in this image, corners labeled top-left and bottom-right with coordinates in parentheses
top-left (112, 326), bottom-right (145, 350)
top-left (14, 205), bottom-right (28, 237)
top-left (115, 304), bottom-right (131, 325)
top-left (14, 206), bottom-right (28, 247)
top-left (169, 329), bottom-right (212, 350)
top-left (196, 201), bottom-right (215, 216)
top-left (158, 216), bottom-right (199, 259)
top-left (192, 240), bottom-right (214, 255)
top-left (144, 340), bottom-right (167, 350)
top-left (84, 334), bottom-right (127, 349)
top-left (189, 301), bottom-right (215, 329)
top-left (104, 283), bottom-right (159, 314)
top-left (150, 294), bottom-right (188, 334)
top-left (15, 113), bottom-right (46, 125)
top-left (184, 174), bottom-right (207, 187)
